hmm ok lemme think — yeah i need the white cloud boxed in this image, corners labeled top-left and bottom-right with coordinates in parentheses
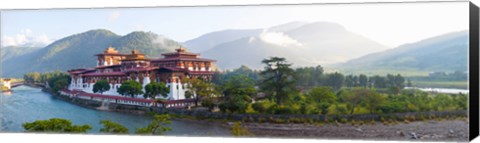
top-left (108, 11), bottom-right (121, 22)
top-left (258, 29), bottom-right (303, 47)
top-left (2, 29), bottom-right (53, 48)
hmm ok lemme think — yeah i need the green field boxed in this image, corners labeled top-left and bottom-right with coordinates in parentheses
top-left (411, 81), bottom-right (468, 89)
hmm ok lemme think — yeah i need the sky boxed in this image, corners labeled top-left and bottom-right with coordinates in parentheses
top-left (0, 1), bottom-right (469, 48)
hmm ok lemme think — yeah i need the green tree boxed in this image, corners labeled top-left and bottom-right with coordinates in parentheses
top-left (325, 72), bottom-right (344, 91)
top-left (118, 80), bottom-right (144, 98)
top-left (93, 80), bottom-right (111, 94)
top-left (135, 114), bottom-right (172, 135)
top-left (183, 78), bottom-right (220, 108)
top-left (52, 78), bottom-right (69, 93)
top-left (359, 74), bottom-right (368, 88)
top-left (22, 118), bottom-right (91, 133)
top-left (99, 120), bottom-right (129, 134)
top-left (339, 88), bottom-right (367, 115)
top-left (144, 82), bottom-right (170, 99)
top-left (306, 86), bottom-right (336, 115)
top-left (259, 57), bottom-right (296, 105)
top-left (363, 91), bottom-right (386, 114)
top-left (220, 75), bottom-right (256, 113)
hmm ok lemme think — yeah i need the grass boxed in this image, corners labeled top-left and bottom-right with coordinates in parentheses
top-left (411, 81), bottom-right (468, 89)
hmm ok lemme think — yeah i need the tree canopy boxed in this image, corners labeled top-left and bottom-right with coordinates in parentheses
top-left (144, 82), bottom-right (170, 99)
top-left (259, 57), bottom-right (296, 105)
top-left (135, 114), bottom-right (172, 135)
top-left (22, 118), bottom-right (91, 133)
top-left (93, 80), bottom-right (110, 94)
top-left (99, 120), bottom-right (129, 134)
top-left (118, 80), bottom-right (144, 98)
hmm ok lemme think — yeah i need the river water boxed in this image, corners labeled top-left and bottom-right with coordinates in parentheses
top-left (0, 85), bottom-right (230, 136)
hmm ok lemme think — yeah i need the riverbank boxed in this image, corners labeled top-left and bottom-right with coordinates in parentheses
top-left (34, 85), bottom-right (469, 141)
top-left (237, 118), bottom-right (469, 141)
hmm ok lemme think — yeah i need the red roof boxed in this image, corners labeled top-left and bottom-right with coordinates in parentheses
top-left (82, 71), bottom-right (126, 77)
top-left (151, 57), bottom-right (216, 62)
top-left (68, 68), bottom-right (95, 74)
top-left (96, 65), bottom-right (121, 69)
top-left (124, 67), bottom-right (158, 72)
top-left (159, 67), bottom-right (186, 72)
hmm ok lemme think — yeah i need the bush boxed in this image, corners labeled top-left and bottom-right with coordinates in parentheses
top-left (252, 100), bottom-right (275, 113)
top-left (231, 122), bottom-right (252, 136)
top-left (271, 105), bottom-right (295, 114)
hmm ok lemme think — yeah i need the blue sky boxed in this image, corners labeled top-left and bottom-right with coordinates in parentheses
top-left (1, 2), bottom-right (469, 48)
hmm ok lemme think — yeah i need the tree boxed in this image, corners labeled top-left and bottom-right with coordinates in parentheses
top-left (325, 72), bottom-right (344, 91)
top-left (359, 74), bottom-right (368, 88)
top-left (144, 82), bottom-right (170, 99)
top-left (339, 88), bottom-right (367, 115)
top-left (345, 75), bottom-right (354, 88)
top-left (219, 75), bottom-right (256, 113)
top-left (259, 57), bottom-right (296, 105)
top-left (93, 80), bottom-right (110, 94)
top-left (363, 91), bottom-right (386, 114)
top-left (306, 86), bottom-right (336, 115)
top-left (22, 118), bottom-right (91, 133)
top-left (183, 78), bottom-right (220, 108)
top-left (406, 78), bottom-right (413, 87)
top-left (135, 114), bottom-right (172, 135)
top-left (118, 80), bottom-right (144, 98)
top-left (99, 120), bottom-right (129, 134)
top-left (52, 78), bottom-right (69, 93)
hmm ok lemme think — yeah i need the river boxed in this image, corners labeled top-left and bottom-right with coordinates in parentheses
top-left (0, 85), bottom-right (230, 136)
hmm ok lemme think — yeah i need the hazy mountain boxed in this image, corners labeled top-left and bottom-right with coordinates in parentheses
top-left (1, 46), bottom-right (41, 62)
top-left (340, 31), bottom-right (468, 72)
top-left (183, 21), bottom-right (310, 53)
top-left (1, 29), bottom-right (181, 77)
top-left (202, 21), bottom-right (388, 70)
top-left (183, 29), bottom-right (262, 53)
top-left (110, 31), bottom-right (179, 58)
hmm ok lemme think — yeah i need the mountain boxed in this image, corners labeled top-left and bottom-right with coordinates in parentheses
top-left (110, 31), bottom-right (179, 58)
top-left (183, 29), bottom-right (262, 53)
top-left (340, 31), bottom-right (468, 72)
top-left (183, 21), bottom-right (310, 53)
top-left (201, 21), bottom-right (388, 70)
top-left (1, 46), bottom-right (41, 62)
top-left (1, 29), bottom-right (181, 77)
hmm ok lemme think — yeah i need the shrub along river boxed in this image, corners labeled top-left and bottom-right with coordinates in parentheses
top-left (0, 85), bottom-right (230, 136)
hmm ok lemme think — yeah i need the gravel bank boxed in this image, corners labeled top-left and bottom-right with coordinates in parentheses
top-left (240, 119), bottom-right (469, 141)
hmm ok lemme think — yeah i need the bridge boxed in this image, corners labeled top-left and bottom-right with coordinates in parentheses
top-left (10, 82), bottom-right (25, 88)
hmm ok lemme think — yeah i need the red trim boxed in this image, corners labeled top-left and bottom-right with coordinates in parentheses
top-left (82, 72), bottom-right (126, 76)
top-left (151, 57), bottom-right (215, 62)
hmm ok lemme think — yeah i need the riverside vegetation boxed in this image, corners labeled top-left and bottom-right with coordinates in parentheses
top-left (21, 56), bottom-right (468, 137)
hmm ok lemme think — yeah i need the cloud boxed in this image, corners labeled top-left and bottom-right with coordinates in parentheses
top-left (258, 29), bottom-right (303, 47)
top-left (108, 11), bottom-right (121, 22)
top-left (2, 29), bottom-right (53, 48)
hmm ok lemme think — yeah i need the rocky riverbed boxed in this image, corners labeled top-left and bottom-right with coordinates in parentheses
top-left (238, 119), bottom-right (469, 141)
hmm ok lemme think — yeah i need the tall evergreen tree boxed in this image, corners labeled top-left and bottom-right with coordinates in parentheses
top-left (259, 57), bottom-right (296, 105)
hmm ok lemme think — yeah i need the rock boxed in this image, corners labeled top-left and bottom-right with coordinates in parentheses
top-left (355, 128), bottom-right (363, 132)
top-left (449, 129), bottom-right (454, 134)
top-left (409, 132), bottom-right (419, 139)
top-left (397, 131), bottom-right (405, 136)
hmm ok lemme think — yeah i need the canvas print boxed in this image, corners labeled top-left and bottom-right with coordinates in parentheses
top-left (0, 1), bottom-right (474, 142)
